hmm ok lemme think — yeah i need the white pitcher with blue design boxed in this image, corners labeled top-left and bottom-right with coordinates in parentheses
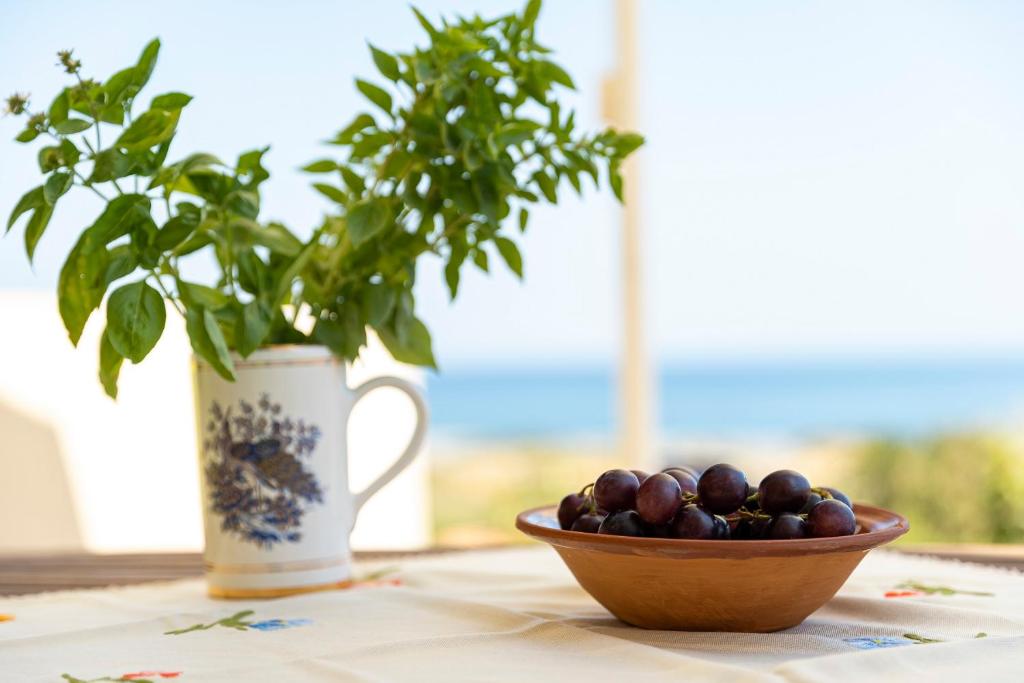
top-left (193, 344), bottom-right (427, 598)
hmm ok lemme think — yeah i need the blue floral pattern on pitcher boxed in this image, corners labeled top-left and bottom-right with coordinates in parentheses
top-left (203, 394), bottom-right (323, 548)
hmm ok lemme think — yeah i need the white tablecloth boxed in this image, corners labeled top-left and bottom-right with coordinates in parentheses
top-left (2, 547), bottom-right (1023, 682)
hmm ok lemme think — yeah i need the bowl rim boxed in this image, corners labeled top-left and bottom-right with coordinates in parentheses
top-left (516, 503), bottom-right (909, 558)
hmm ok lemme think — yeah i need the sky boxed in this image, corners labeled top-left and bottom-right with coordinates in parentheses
top-left (2, 0), bottom-right (1023, 367)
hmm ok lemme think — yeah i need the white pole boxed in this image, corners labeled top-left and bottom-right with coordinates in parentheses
top-left (603, 0), bottom-right (654, 470)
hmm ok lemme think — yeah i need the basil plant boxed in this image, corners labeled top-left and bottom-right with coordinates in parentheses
top-left (3, 0), bottom-right (642, 398)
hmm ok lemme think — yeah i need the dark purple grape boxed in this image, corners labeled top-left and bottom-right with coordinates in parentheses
top-left (557, 492), bottom-right (588, 530)
top-left (662, 468), bottom-right (698, 496)
top-left (571, 512), bottom-right (606, 533)
top-left (663, 464), bottom-right (700, 478)
top-left (799, 491), bottom-right (823, 514)
top-left (631, 470), bottom-right (651, 485)
top-left (767, 513), bottom-right (807, 539)
top-left (670, 504), bottom-right (717, 539)
top-left (822, 487), bottom-right (852, 509)
top-left (593, 469), bottom-right (640, 512)
top-left (758, 470), bottom-right (811, 515)
top-left (697, 463), bottom-right (748, 514)
top-left (806, 499), bottom-right (856, 537)
top-left (733, 517), bottom-right (770, 540)
top-left (598, 510), bottom-right (646, 537)
top-left (712, 515), bottom-right (731, 539)
top-left (636, 473), bottom-right (682, 525)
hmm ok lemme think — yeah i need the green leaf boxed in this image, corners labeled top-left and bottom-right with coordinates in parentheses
top-left (88, 148), bottom-right (134, 183)
top-left (360, 283), bottom-right (396, 327)
top-left (445, 239), bottom-right (468, 299)
top-left (234, 220), bottom-right (302, 257)
top-left (24, 204), bottom-right (54, 262)
top-left (370, 44), bottom-right (400, 81)
top-left (115, 109), bottom-right (179, 151)
top-left (48, 90), bottom-right (70, 125)
top-left (185, 306), bottom-right (236, 380)
top-left (15, 127), bottom-right (39, 143)
top-left (609, 161), bottom-right (624, 202)
top-left (134, 38), bottom-right (161, 91)
top-left (103, 244), bottom-right (138, 286)
top-left (379, 316), bottom-right (436, 368)
top-left (313, 309), bottom-right (366, 359)
top-left (411, 6), bottom-right (440, 38)
top-left (99, 328), bottom-right (124, 399)
top-left (518, 207), bottom-right (529, 232)
top-left (533, 170), bottom-right (557, 202)
top-left (339, 166), bottom-right (366, 194)
top-left (302, 159), bottom-right (337, 173)
top-left (54, 118), bottom-right (92, 135)
top-left (7, 187), bottom-right (43, 232)
top-left (522, 0), bottom-right (542, 27)
top-left (235, 299), bottom-right (272, 357)
top-left (355, 79), bottom-right (393, 114)
top-left (494, 237), bottom-right (523, 277)
top-left (179, 281), bottom-right (230, 310)
top-left (313, 183), bottom-right (347, 204)
top-left (473, 247), bottom-right (489, 272)
top-left (88, 194), bottom-right (152, 245)
top-left (329, 113), bottom-right (376, 145)
top-left (154, 212), bottom-right (200, 250)
top-left (106, 281), bottom-right (166, 363)
top-left (237, 147), bottom-right (270, 186)
top-left (537, 60), bottom-right (575, 89)
top-left (235, 250), bottom-right (266, 295)
top-left (614, 132), bottom-right (645, 156)
top-left (151, 92), bottom-right (192, 110)
top-left (347, 198), bottom-right (391, 246)
top-left (58, 232), bottom-right (110, 345)
top-left (43, 172), bottom-right (73, 205)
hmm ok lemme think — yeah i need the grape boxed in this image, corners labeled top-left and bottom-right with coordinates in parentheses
top-left (712, 515), bottom-right (731, 539)
top-left (758, 470), bottom-right (811, 515)
top-left (662, 468), bottom-right (698, 496)
top-left (806, 499), bottom-right (856, 537)
top-left (696, 463), bottom-right (748, 514)
top-left (670, 504), bottom-right (717, 539)
top-left (631, 470), bottom-right (651, 485)
top-left (663, 464), bottom-right (700, 478)
top-left (767, 513), bottom-right (807, 539)
top-left (557, 492), bottom-right (588, 530)
top-left (799, 491), bottom-right (822, 514)
top-left (598, 510), bottom-right (647, 537)
top-left (733, 517), bottom-right (770, 540)
top-left (571, 512), bottom-right (606, 534)
top-left (822, 487), bottom-right (852, 509)
top-left (636, 473), bottom-right (683, 525)
top-left (593, 469), bottom-right (640, 512)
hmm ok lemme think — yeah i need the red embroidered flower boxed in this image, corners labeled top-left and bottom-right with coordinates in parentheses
top-left (884, 590), bottom-right (923, 598)
top-left (122, 672), bottom-right (182, 680)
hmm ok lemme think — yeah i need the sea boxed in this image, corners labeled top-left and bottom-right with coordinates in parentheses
top-left (425, 358), bottom-right (1024, 442)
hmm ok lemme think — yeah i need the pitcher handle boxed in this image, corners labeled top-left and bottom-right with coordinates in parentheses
top-left (349, 375), bottom-right (429, 522)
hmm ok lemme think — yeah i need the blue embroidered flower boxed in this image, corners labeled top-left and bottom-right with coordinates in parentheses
top-left (248, 618), bottom-right (313, 632)
top-left (843, 636), bottom-right (912, 650)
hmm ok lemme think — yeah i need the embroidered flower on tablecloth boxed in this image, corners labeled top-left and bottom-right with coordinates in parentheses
top-left (0, 613), bottom-right (13, 622)
top-left (164, 610), bottom-right (313, 636)
top-left (884, 581), bottom-right (994, 599)
top-left (248, 618), bottom-right (313, 631)
top-left (62, 673), bottom-right (181, 682)
top-left (844, 632), bottom-right (988, 650)
top-left (843, 636), bottom-right (912, 650)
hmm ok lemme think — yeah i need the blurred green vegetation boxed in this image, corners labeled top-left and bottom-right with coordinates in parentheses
top-left (848, 434), bottom-right (1024, 544)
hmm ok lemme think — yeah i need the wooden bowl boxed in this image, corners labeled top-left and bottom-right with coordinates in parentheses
top-left (516, 504), bottom-right (908, 632)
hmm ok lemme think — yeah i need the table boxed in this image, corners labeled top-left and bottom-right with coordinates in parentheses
top-left (1, 546), bottom-right (1023, 682)
top-left (1, 544), bottom-right (1022, 596)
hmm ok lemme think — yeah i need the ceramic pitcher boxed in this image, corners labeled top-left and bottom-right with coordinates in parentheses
top-left (192, 344), bottom-right (427, 598)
